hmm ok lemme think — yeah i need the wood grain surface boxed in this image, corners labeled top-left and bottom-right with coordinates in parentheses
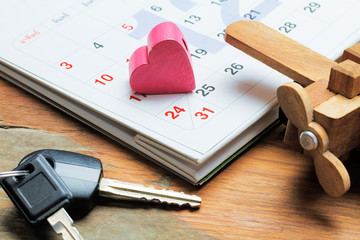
top-left (1, 77), bottom-right (360, 240)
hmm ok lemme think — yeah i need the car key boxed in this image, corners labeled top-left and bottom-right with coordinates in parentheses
top-left (19, 149), bottom-right (202, 213)
top-left (0, 154), bottom-right (84, 240)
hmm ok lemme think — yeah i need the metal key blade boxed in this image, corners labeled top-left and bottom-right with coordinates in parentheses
top-left (99, 178), bottom-right (201, 207)
top-left (47, 208), bottom-right (84, 240)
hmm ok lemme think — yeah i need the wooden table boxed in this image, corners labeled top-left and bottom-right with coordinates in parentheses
top-left (1, 76), bottom-right (360, 240)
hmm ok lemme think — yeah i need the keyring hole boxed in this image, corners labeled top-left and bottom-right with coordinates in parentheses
top-left (14, 164), bottom-right (34, 181)
top-left (44, 157), bottom-right (55, 168)
top-left (22, 164), bottom-right (35, 173)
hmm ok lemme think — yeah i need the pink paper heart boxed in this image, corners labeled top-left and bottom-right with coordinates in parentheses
top-left (129, 22), bottom-right (195, 94)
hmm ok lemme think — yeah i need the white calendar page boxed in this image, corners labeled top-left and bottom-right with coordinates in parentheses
top-left (1, 0), bottom-right (360, 182)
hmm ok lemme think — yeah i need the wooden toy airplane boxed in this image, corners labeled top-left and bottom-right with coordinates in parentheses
top-left (225, 21), bottom-right (360, 197)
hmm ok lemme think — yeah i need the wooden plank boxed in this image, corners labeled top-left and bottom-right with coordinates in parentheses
top-left (2, 73), bottom-right (360, 238)
top-left (225, 21), bottom-right (337, 86)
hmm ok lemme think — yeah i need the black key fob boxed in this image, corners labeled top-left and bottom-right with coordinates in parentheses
top-left (0, 154), bottom-right (73, 224)
top-left (19, 149), bottom-right (103, 214)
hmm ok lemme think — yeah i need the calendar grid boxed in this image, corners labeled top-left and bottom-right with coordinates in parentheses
top-left (5, 0), bottom-right (360, 147)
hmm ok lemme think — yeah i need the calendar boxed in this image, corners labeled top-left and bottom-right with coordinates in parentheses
top-left (1, 0), bottom-right (360, 184)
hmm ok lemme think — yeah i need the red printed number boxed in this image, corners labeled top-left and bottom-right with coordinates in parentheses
top-left (129, 92), bottom-right (147, 101)
top-left (195, 107), bottom-right (215, 120)
top-left (60, 62), bottom-right (72, 69)
top-left (95, 74), bottom-right (113, 85)
top-left (122, 24), bottom-right (134, 31)
top-left (165, 106), bottom-right (185, 119)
